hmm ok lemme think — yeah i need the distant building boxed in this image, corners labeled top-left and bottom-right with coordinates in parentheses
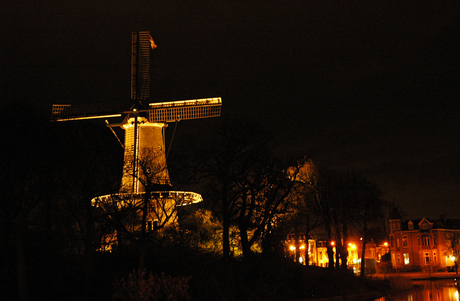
top-left (285, 233), bottom-right (318, 265)
top-left (389, 217), bottom-right (460, 271)
top-left (285, 234), bottom-right (389, 273)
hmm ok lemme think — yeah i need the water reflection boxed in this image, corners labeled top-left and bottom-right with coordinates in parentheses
top-left (376, 279), bottom-right (460, 301)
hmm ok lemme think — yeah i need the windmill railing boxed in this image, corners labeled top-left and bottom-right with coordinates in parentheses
top-left (92, 190), bottom-right (203, 208)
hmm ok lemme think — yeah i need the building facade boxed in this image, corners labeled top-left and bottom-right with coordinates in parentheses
top-left (389, 217), bottom-right (460, 271)
top-left (285, 234), bottom-right (389, 273)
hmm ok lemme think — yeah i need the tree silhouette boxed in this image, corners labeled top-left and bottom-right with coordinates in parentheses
top-left (94, 149), bottom-right (189, 270)
top-left (346, 174), bottom-right (385, 276)
top-left (196, 119), bottom-right (272, 258)
top-left (195, 119), bottom-right (310, 258)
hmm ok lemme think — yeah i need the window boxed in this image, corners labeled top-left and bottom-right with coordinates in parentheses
top-left (408, 221), bottom-right (414, 230)
top-left (404, 253), bottom-right (410, 265)
top-left (422, 235), bottom-right (431, 246)
top-left (391, 237), bottom-right (394, 248)
top-left (433, 251), bottom-right (437, 264)
top-left (397, 253), bottom-right (401, 265)
top-left (147, 221), bottom-right (153, 231)
top-left (424, 252), bottom-right (430, 265)
top-left (422, 223), bottom-right (428, 229)
top-left (402, 235), bottom-right (408, 247)
top-left (397, 239), bottom-right (400, 248)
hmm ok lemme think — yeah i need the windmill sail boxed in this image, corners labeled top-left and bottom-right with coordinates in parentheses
top-left (51, 103), bottom-right (125, 121)
top-left (131, 31), bottom-right (151, 107)
top-left (147, 97), bottom-right (222, 122)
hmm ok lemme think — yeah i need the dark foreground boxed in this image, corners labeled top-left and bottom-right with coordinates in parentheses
top-left (2, 246), bottom-right (393, 301)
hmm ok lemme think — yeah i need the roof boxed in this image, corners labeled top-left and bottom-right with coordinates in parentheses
top-left (400, 217), bottom-right (460, 231)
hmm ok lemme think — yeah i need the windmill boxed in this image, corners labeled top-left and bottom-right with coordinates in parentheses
top-left (52, 31), bottom-right (222, 227)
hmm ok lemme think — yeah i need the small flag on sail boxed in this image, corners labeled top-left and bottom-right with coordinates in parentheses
top-left (149, 36), bottom-right (157, 49)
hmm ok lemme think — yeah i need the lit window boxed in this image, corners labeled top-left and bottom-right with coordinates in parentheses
top-left (404, 253), bottom-right (409, 265)
top-left (425, 252), bottom-right (430, 264)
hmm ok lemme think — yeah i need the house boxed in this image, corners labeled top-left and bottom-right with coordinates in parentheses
top-left (389, 217), bottom-right (460, 271)
top-left (285, 234), bottom-right (389, 273)
top-left (285, 233), bottom-right (318, 265)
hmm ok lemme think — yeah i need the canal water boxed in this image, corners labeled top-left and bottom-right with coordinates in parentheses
top-left (375, 279), bottom-right (460, 301)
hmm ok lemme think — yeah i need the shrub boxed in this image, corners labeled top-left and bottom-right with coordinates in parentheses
top-left (113, 269), bottom-right (191, 301)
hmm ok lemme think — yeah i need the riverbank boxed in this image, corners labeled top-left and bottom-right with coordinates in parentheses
top-left (372, 271), bottom-right (460, 280)
top-left (306, 272), bottom-right (460, 301)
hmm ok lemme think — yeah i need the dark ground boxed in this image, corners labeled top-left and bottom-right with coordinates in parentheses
top-left (2, 244), bottom-right (393, 301)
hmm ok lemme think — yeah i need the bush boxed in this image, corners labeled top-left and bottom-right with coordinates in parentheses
top-left (376, 261), bottom-right (393, 274)
top-left (113, 269), bottom-right (191, 301)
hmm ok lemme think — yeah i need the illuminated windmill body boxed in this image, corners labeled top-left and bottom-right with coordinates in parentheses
top-left (52, 31), bottom-right (221, 227)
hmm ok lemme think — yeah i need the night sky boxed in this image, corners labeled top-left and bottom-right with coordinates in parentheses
top-left (2, 1), bottom-right (459, 219)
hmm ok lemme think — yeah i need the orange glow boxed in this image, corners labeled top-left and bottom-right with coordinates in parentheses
top-left (331, 241), bottom-right (335, 246)
top-left (289, 245), bottom-right (295, 251)
top-left (384, 242), bottom-right (388, 247)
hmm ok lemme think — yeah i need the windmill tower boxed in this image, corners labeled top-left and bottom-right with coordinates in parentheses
top-left (52, 32), bottom-right (221, 233)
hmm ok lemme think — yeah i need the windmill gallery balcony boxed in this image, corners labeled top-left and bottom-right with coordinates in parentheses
top-left (91, 191), bottom-right (204, 252)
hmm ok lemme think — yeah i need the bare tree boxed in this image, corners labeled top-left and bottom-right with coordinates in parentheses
top-left (95, 149), bottom-right (184, 270)
top-left (284, 160), bottom-right (323, 265)
top-left (301, 170), bottom-right (337, 269)
top-left (234, 156), bottom-right (309, 257)
top-left (445, 231), bottom-right (460, 274)
top-left (300, 169), bottom-right (386, 272)
top-left (197, 119), bottom-right (273, 259)
top-left (346, 174), bottom-right (385, 277)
